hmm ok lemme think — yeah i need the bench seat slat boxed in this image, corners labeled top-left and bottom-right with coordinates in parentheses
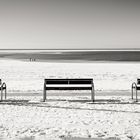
top-left (46, 84), bottom-right (92, 87)
top-left (45, 79), bottom-right (93, 81)
top-left (46, 81), bottom-right (92, 84)
top-left (45, 79), bottom-right (93, 84)
top-left (46, 81), bottom-right (68, 84)
top-left (69, 81), bottom-right (92, 84)
top-left (0, 87), bottom-right (6, 90)
top-left (46, 87), bottom-right (92, 90)
top-left (136, 86), bottom-right (140, 90)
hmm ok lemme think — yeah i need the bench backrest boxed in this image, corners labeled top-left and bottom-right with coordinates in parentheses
top-left (45, 79), bottom-right (93, 85)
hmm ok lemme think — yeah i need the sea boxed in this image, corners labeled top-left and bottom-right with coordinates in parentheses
top-left (0, 49), bottom-right (140, 62)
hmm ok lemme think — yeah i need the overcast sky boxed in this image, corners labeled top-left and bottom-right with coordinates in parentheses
top-left (0, 0), bottom-right (140, 49)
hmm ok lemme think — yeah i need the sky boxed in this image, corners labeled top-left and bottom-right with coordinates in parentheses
top-left (0, 0), bottom-right (140, 49)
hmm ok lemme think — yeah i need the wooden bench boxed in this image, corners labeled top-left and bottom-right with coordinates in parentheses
top-left (132, 78), bottom-right (140, 102)
top-left (0, 79), bottom-right (7, 101)
top-left (43, 79), bottom-right (95, 102)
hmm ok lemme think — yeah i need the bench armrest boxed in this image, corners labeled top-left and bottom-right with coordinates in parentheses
top-left (132, 82), bottom-right (137, 88)
top-left (1, 82), bottom-right (6, 88)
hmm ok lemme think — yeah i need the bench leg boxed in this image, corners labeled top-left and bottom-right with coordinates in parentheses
top-left (132, 87), bottom-right (138, 102)
top-left (131, 83), bottom-right (138, 102)
top-left (43, 80), bottom-right (46, 102)
top-left (43, 90), bottom-right (46, 102)
top-left (136, 90), bottom-right (138, 102)
top-left (131, 87), bottom-right (133, 99)
top-left (5, 88), bottom-right (7, 100)
top-left (1, 89), bottom-right (3, 101)
top-left (91, 83), bottom-right (95, 102)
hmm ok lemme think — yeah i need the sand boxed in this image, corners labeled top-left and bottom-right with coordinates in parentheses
top-left (0, 59), bottom-right (140, 140)
top-left (0, 59), bottom-right (140, 93)
top-left (0, 95), bottom-right (140, 140)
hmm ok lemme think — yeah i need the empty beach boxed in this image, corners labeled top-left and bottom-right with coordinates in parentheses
top-left (0, 57), bottom-right (140, 140)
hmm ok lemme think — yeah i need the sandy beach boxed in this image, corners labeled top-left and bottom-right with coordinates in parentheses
top-left (0, 95), bottom-right (140, 140)
top-left (1, 59), bottom-right (140, 93)
top-left (1, 0), bottom-right (140, 139)
top-left (0, 59), bottom-right (140, 140)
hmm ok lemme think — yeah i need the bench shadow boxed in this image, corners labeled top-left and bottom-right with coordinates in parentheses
top-left (0, 136), bottom-right (120, 140)
top-left (46, 98), bottom-right (140, 105)
top-left (0, 98), bottom-right (139, 105)
top-left (20, 136), bottom-right (35, 140)
top-left (0, 99), bottom-right (140, 114)
top-left (0, 99), bottom-right (29, 106)
top-left (62, 137), bottom-right (120, 140)
top-left (0, 99), bottom-right (29, 102)
top-left (68, 99), bottom-right (121, 103)
top-left (46, 98), bottom-right (120, 102)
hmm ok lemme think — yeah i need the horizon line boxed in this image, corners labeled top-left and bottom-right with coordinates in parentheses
top-left (0, 48), bottom-right (140, 51)
top-left (0, 48), bottom-right (140, 50)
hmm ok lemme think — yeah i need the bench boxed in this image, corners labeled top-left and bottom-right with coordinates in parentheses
top-left (0, 79), bottom-right (7, 101)
top-left (132, 78), bottom-right (140, 102)
top-left (43, 79), bottom-right (95, 102)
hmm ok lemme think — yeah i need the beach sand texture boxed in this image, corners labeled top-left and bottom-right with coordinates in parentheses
top-left (0, 59), bottom-right (140, 92)
top-left (0, 96), bottom-right (140, 140)
top-left (0, 59), bottom-right (140, 140)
